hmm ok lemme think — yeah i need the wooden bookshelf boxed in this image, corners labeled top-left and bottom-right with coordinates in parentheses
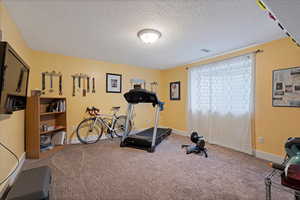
top-left (40, 111), bottom-right (66, 116)
top-left (26, 96), bottom-right (67, 159)
top-left (40, 126), bottom-right (66, 135)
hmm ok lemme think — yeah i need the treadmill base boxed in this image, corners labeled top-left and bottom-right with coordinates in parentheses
top-left (120, 127), bottom-right (172, 152)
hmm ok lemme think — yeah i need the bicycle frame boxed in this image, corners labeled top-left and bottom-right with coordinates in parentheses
top-left (87, 106), bottom-right (135, 136)
top-left (92, 113), bottom-right (118, 133)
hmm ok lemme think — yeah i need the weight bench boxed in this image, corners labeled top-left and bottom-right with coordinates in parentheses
top-left (7, 166), bottom-right (51, 200)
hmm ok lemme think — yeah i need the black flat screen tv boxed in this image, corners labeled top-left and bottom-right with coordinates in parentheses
top-left (0, 42), bottom-right (30, 114)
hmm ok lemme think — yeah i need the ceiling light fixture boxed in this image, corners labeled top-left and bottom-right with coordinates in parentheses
top-left (137, 29), bottom-right (161, 44)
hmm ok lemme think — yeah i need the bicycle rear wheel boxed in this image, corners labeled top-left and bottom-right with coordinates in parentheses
top-left (114, 115), bottom-right (132, 137)
top-left (76, 118), bottom-right (103, 144)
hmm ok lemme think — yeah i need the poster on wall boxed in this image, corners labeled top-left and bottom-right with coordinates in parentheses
top-left (170, 81), bottom-right (180, 100)
top-left (106, 73), bottom-right (122, 93)
top-left (272, 67), bottom-right (300, 107)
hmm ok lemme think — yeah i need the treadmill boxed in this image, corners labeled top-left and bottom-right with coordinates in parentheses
top-left (120, 88), bottom-right (172, 152)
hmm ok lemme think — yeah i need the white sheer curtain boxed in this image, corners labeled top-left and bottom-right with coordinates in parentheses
top-left (188, 54), bottom-right (255, 154)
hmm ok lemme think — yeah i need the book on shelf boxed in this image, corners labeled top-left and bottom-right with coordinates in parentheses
top-left (46, 99), bottom-right (66, 112)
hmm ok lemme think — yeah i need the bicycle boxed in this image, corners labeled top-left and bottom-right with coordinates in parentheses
top-left (76, 106), bottom-right (133, 144)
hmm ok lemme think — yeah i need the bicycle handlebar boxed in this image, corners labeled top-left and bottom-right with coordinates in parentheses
top-left (86, 106), bottom-right (100, 116)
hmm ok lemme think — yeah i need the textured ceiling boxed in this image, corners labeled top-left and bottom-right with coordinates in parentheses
top-left (4, 0), bottom-right (284, 69)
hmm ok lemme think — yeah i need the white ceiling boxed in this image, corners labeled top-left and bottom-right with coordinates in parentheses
top-left (4, 0), bottom-right (285, 69)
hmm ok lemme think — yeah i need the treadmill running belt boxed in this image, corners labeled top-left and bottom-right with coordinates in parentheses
top-left (121, 127), bottom-right (172, 152)
top-left (129, 128), bottom-right (167, 141)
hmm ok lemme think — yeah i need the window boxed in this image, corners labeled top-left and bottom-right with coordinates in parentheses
top-left (189, 55), bottom-right (253, 116)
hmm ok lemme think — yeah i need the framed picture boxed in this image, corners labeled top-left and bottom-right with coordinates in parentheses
top-left (106, 73), bottom-right (122, 93)
top-left (272, 66), bottom-right (300, 107)
top-left (170, 81), bottom-right (180, 100)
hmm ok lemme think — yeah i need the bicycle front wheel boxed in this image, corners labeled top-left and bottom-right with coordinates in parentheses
top-left (114, 115), bottom-right (132, 137)
top-left (76, 118), bottom-right (104, 144)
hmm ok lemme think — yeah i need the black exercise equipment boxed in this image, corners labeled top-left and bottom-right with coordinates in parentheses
top-left (121, 88), bottom-right (172, 152)
top-left (282, 138), bottom-right (300, 191)
top-left (266, 137), bottom-right (300, 200)
top-left (181, 132), bottom-right (208, 157)
top-left (7, 166), bottom-right (52, 200)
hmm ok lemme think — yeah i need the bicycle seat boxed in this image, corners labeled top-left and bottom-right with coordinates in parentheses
top-left (111, 106), bottom-right (120, 111)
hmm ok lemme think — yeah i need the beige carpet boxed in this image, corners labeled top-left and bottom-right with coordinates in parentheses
top-left (23, 134), bottom-right (292, 200)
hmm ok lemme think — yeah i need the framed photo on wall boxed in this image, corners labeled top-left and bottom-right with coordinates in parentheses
top-left (272, 66), bottom-right (300, 107)
top-left (170, 81), bottom-right (180, 100)
top-left (106, 73), bottom-right (122, 93)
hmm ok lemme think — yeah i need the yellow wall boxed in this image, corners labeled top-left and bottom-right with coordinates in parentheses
top-left (29, 50), bottom-right (161, 140)
top-left (0, 1), bottom-right (33, 192)
top-left (160, 38), bottom-right (300, 156)
top-left (160, 66), bottom-right (187, 130)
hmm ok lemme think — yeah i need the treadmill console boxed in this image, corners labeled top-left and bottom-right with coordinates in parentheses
top-left (124, 88), bottom-right (159, 105)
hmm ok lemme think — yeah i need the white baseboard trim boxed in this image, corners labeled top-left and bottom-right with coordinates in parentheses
top-left (0, 152), bottom-right (26, 198)
top-left (8, 152), bottom-right (26, 185)
top-left (171, 129), bottom-right (189, 137)
top-left (254, 150), bottom-right (285, 164)
top-left (70, 127), bottom-right (188, 144)
top-left (68, 129), bottom-right (144, 144)
top-left (169, 127), bottom-right (285, 163)
top-left (158, 126), bottom-right (189, 137)
top-left (69, 135), bottom-right (107, 144)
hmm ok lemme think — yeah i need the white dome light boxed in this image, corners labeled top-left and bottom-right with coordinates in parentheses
top-left (137, 29), bottom-right (161, 44)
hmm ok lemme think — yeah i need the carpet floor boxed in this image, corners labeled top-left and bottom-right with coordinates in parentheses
top-left (23, 134), bottom-right (292, 200)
